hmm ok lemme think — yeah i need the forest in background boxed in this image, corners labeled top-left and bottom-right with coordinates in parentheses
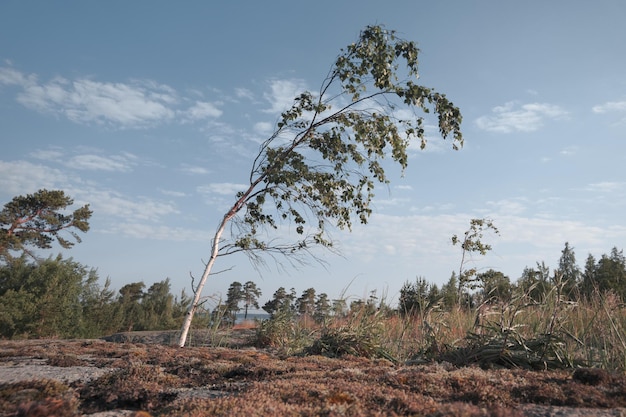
top-left (1, 241), bottom-right (625, 341)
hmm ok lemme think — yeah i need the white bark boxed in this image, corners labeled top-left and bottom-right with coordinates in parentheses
top-left (177, 182), bottom-right (257, 347)
top-left (177, 217), bottom-right (227, 347)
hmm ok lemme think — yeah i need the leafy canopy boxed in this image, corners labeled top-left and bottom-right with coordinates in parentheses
top-left (179, 25), bottom-right (465, 347)
top-left (223, 25), bottom-right (464, 260)
top-left (0, 189), bottom-right (92, 260)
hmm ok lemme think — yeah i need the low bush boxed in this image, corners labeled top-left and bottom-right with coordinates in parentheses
top-left (254, 288), bottom-right (626, 371)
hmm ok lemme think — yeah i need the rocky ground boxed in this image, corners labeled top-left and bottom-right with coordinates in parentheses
top-left (1, 330), bottom-right (625, 416)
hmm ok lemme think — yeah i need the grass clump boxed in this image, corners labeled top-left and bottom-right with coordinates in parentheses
top-left (307, 308), bottom-right (397, 362)
top-left (255, 310), bottom-right (316, 355)
top-left (439, 280), bottom-right (581, 370)
top-left (253, 281), bottom-right (626, 372)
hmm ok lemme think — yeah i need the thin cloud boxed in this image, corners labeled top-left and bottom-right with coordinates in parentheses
top-left (160, 189), bottom-right (187, 198)
top-left (30, 149), bottom-right (64, 162)
top-left (592, 100), bottom-right (626, 113)
top-left (475, 101), bottom-right (568, 133)
top-left (18, 77), bottom-right (177, 127)
top-left (0, 66), bottom-right (224, 129)
top-left (0, 66), bottom-right (32, 86)
top-left (372, 197), bottom-right (412, 210)
top-left (485, 198), bottom-right (528, 216)
top-left (235, 87), bottom-right (255, 101)
top-left (254, 121), bottom-right (273, 135)
top-left (0, 160), bottom-right (69, 195)
top-left (342, 213), bottom-right (469, 260)
top-left (86, 189), bottom-right (179, 222)
top-left (180, 165), bottom-right (210, 175)
top-left (339, 211), bottom-right (625, 282)
top-left (183, 101), bottom-right (223, 121)
top-left (30, 147), bottom-right (139, 172)
top-left (263, 78), bottom-right (308, 114)
top-left (107, 222), bottom-right (206, 241)
top-left (406, 122), bottom-right (451, 153)
top-left (559, 146), bottom-right (578, 156)
top-left (67, 154), bottom-right (136, 172)
top-left (584, 181), bottom-right (624, 193)
top-left (495, 215), bottom-right (607, 248)
top-left (197, 182), bottom-right (246, 196)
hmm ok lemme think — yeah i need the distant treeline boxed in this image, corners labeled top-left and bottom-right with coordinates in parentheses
top-left (1, 242), bottom-right (625, 339)
top-left (0, 256), bottom-right (191, 339)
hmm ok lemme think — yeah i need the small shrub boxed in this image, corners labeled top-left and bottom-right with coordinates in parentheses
top-left (0, 379), bottom-right (76, 416)
top-left (255, 310), bottom-right (315, 355)
top-left (307, 307), bottom-right (397, 362)
top-left (80, 362), bottom-right (180, 413)
top-left (47, 354), bottom-right (89, 367)
top-left (17, 397), bottom-right (80, 417)
top-left (439, 280), bottom-right (583, 370)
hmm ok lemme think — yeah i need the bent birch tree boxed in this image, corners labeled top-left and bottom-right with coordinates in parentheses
top-left (178, 25), bottom-right (464, 347)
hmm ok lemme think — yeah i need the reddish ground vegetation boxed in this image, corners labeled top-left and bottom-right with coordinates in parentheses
top-left (0, 333), bottom-right (625, 416)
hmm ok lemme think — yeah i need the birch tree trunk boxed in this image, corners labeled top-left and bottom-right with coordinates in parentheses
top-left (178, 185), bottom-right (255, 347)
top-left (177, 217), bottom-right (227, 347)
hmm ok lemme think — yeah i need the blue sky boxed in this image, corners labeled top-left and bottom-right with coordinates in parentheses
top-left (1, 1), bottom-right (625, 307)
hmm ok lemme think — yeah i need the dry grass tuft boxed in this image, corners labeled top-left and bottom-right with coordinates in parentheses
top-left (0, 379), bottom-right (76, 416)
top-left (79, 362), bottom-right (180, 413)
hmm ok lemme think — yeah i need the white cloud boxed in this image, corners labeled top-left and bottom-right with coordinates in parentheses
top-left (410, 203), bottom-right (456, 213)
top-left (337, 211), bottom-right (626, 284)
top-left (263, 79), bottom-right (308, 114)
top-left (406, 123), bottom-right (451, 153)
top-left (0, 66), bottom-right (32, 86)
top-left (18, 77), bottom-right (177, 128)
top-left (107, 222), bottom-right (206, 241)
top-left (181, 165), bottom-right (210, 175)
top-left (29, 147), bottom-right (139, 172)
top-left (341, 213), bottom-right (468, 261)
top-left (235, 87), bottom-right (255, 100)
top-left (373, 197), bottom-right (412, 210)
top-left (184, 101), bottom-right (223, 120)
top-left (197, 182), bottom-right (246, 196)
top-left (86, 189), bottom-right (179, 222)
top-left (495, 215), bottom-right (607, 248)
top-left (584, 181), bottom-right (624, 193)
top-left (67, 154), bottom-right (135, 172)
top-left (254, 121), bottom-right (273, 134)
top-left (559, 146), bottom-right (578, 156)
top-left (30, 149), bottom-right (64, 162)
top-left (485, 198), bottom-right (527, 216)
top-left (0, 160), bottom-right (69, 195)
top-left (475, 101), bottom-right (568, 133)
top-left (592, 100), bottom-right (626, 113)
top-left (0, 66), bottom-right (228, 129)
top-left (160, 189), bottom-right (187, 198)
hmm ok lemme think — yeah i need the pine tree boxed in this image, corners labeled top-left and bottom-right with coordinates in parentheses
top-left (580, 253), bottom-right (597, 298)
top-left (296, 288), bottom-right (316, 316)
top-left (314, 293), bottom-right (331, 322)
top-left (224, 281), bottom-right (244, 324)
top-left (1, 189), bottom-right (91, 261)
top-left (557, 242), bottom-right (581, 299)
top-left (242, 281), bottom-right (262, 319)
